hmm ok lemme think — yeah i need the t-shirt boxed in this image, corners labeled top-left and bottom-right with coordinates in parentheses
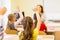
top-left (33, 13), bottom-right (37, 28)
top-left (10, 23), bottom-right (15, 30)
top-left (0, 15), bottom-right (4, 39)
top-left (39, 23), bottom-right (47, 32)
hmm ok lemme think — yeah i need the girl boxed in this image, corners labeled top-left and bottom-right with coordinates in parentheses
top-left (33, 5), bottom-right (47, 40)
top-left (36, 5), bottom-right (47, 32)
top-left (33, 5), bottom-right (47, 32)
top-left (19, 17), bottom-right (33, 40)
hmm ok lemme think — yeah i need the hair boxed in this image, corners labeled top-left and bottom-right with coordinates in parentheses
top-left (22, 11), bottom-right (25, 17)
top-left (14, 13), bottom-right (20, 20)
top-left (21, 16), bottom-right (33, 40)
top-left (37, 5), bottom-right (44, 13)
top-left (8, 14), bottom-right (15, 21)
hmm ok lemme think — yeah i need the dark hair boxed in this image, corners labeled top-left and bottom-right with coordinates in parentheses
top-left (37, 5), bottom-right (44, 13)
top-left (14, 13), bottom-right (20, 20)
top-left (21, 17), bottom-right (33, 40)
top-left (22, 11), bottom-right (25, 17)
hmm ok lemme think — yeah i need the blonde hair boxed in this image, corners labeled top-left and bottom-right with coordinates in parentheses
top-left (8, 14), bottom-right (15, 21)
top-left (7, 14), bottom-right (15, 29)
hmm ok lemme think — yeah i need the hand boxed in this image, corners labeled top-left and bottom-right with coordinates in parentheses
top-left (16, 6), bottom-right (21, 11)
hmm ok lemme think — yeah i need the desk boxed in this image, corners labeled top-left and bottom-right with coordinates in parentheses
top-left (3, 33), bottom-right (19, 40)
top-left (37, 35), bottom-right (54, 40)
top-left (45, 21), bottom-right (60, 32)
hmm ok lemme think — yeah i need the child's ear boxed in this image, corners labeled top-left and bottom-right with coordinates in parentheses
top-left (0, 7), bottom-right (7, 15)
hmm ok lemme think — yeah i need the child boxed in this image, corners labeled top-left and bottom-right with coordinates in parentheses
top-left (6, 14), bottom-right (18, 34)
top-left (19, 17), bottom-right (33, 40)
top-left (0, 7), bottom-right (7, 40)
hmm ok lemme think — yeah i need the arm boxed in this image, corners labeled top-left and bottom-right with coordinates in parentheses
top-left (36, 13), bottom-right (42, 29)
top-left (14, 16), bottom-right (23, 28)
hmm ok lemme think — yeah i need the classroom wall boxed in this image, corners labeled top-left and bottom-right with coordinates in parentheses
top-left (11, 0), bottom-right (43, 18)
top-left (44, 0), bottom-right (60, 20)
top-left (0, 0), bottom-right (43, 31)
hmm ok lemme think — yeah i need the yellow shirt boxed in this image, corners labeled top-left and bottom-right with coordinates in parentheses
top-left (32, 28), bottom-right (39, 40)
top-left (32, 28), bottom-right (46, 40)
top-left (19, 27), bottom-right (46, 40)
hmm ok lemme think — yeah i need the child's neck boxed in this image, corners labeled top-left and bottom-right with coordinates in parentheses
top-left (36, 11), bottom-right (41, 14)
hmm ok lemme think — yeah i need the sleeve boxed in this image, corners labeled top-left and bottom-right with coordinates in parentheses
top-left (19, 12), bottom-right (23, 19)
top-left (14, 17), bottom-right (23, 26)
top-left (14, 12), bottom-right (23, 28)
top-left (0, 16), bottom-right (3, 27)
top-left (19, 33), bottom-right (24, 40)
top-left (33, 14), bottom-right (37, 20)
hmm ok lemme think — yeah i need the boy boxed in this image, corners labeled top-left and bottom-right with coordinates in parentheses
top-left (0, 7), bottom-right (7, 40)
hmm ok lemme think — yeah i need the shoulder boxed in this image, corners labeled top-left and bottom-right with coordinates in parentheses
top-left (32, 28), bottom-right (39, 40)
top-left (19, 32), bottom-right (24, 40)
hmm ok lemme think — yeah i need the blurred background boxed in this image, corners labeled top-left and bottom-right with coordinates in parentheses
top-left (0, 0), bottom-right (60, 40)
top-left (0, 0), bottom-right (43, 30)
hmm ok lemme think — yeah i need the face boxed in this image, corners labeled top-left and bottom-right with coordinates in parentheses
top-left (36, 6), bottom-right (41, 13)
top-left (15, 13), bottom-right (18, 18)
top-left (33, 6), bottom-right (37, 12)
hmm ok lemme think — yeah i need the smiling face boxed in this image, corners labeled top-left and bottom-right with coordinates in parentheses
top-left (35, 5), bottom-right (43, 14)
top-left (15, 13), bottom-right (19, 18)
top-left (36, 5), bottom-right (42, 13)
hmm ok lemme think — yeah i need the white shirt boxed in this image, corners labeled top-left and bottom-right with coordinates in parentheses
top-left (0, 15), bottom-right (4, 38)
top-left (14, 12), bottom-right (23, 27)
top-left (0, 15), bottom-right (3, 26)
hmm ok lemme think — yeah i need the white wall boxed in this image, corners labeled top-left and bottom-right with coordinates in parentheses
top-left (44, 0), bottom-right (60, 20)
top-left (19, 0), bottom-right (43, 18)
top-left (44, 0), bottom-right (60, 31)
top-left (11, 0), bottom-right (43, 18)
